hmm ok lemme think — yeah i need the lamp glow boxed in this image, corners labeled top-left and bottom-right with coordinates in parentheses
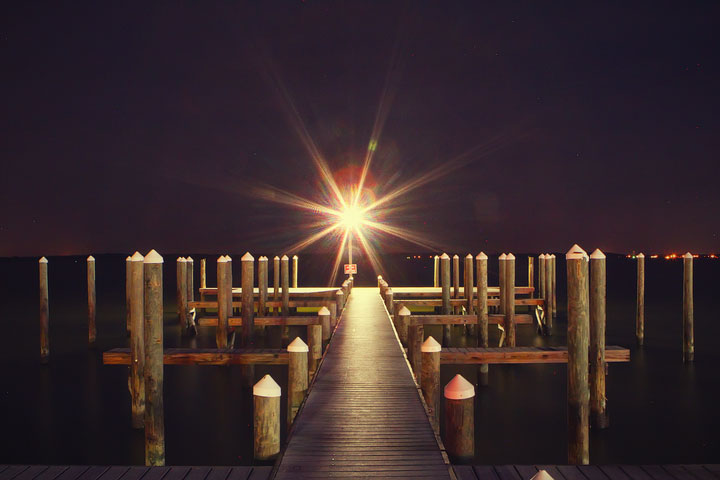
top-left (340, 204), bottom-right (364, 230)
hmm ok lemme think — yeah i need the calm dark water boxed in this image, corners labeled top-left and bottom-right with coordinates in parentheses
top-left (1, 253), bottom-right (718, 465)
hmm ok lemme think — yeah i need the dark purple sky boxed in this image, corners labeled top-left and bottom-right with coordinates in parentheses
top-left (2, 2), bottom-right (718, 256)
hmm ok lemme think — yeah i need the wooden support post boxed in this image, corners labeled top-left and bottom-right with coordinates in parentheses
top-left (545, 253), bottom-right (554, 334)
top-left (329, 303), bottom-right (338, 330)
top-left (464, 254), bottom-right (475, 336)
top-left (39, 257), bottom-right (49, 363)
top-left (443, 374), bottom-right (475, 460)
top-left (225, 255), bottom-right (234, 339)
top-left (498, 253), bottom-right (507, 318)
top-left (143, 250), bottom-right (165, 466)
top-left (281, 255), bottom-right (290, 344)
top-left (258, 256), bottom-right (268, 318)
top-left (377, 275), bottom-right (384, 290)
top-left (385, 288), bottom-right (393, 313)
top-left (505, 253), bottom-right (516, 347)
top-left (421, 336), bottom-right (441, 429)
top-left (216, 256), bottom-right (228, 349)
top-left (186, 257), bottom-right (194, 303)
top-left (476, 252), bottom-right (489, 386)
top-left (539, 254), bottom-right (546, 304)
top-left (566, 244), bottom-right (589, 465)
top-left (335, 290), bottom-right (345, 318)
top-left (287, 337), bottom-right (309, 427)
top-left (253, 375), bottom-right (281, 461)
top-left (433, 255), bottom-right (439, 287)
top-left (397, 305), bottom-right (410, 347)
top-left (551, 254), bottom-right (557, 319)
top-left (292, 254), bottom-right (298, 288)
top-left (683, 252), bottom-right (694, 362)
top-left (310, 308), bottom-right (326, 372)
top-left (200, 258), bottom-right (207, 289)
top-left (130, 252), bottom-right (145, 429)
top-left (636, 253), bottom-right (645, 346)
top-left (441, 253), bottom-right (451, 346)
top-left (273, 256), bottom-right (280, 315)
top-left (87, 255), bottom-right (96, 345)
top-left (176, 258), bottom-right (187, 330)
top-left (528, 256), bottom-right (535, 298)
top-left (407, 317), bottom-right (423, 379)
top-left (589, 249), bottom-right (608, 429)
top-left (241, 252), bottom-right (255, 347)
top-left (453, 254), bottom-right (460, 314)
top-left (126, 256), bottom-right (132, 334)
top-left (319, 306), bottom-right (331, 345)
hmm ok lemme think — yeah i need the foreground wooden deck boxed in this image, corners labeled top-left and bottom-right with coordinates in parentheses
top-left (273, 287), bottom-right (452, 479)
top-left (0, 466), bottom-right (271, 480)
top-left (454, 464), bottom-right (720, 480)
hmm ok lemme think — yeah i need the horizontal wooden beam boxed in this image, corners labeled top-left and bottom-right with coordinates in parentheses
top-left (199, 287), bottom-right (339, 298)
top-left (408, 314), bottom-right (534, 326)
top-left (189, 300), bottom-right (331, 309)
top-left (396, 298), bottom-right (544, 307)
top-left (440, 346), bottom-right (630, 364)
top-left (391, 286), bottom-right (534, 298)
top-left (103, 348), bottom-right (289, 366)
top-left (197, 316), bottom-right (321, 327)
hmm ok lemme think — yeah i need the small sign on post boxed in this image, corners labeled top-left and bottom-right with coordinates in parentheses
top-left (344, 264), bottom-right (357, 275)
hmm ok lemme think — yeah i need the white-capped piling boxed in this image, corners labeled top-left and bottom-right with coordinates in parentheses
top-left (433, 255), bottom-right (440, 287)
top-left (311, 307), bottom-right (327, 372)
top-left (126, 256), bottom-right (131, 334)
top-left (551, 254), bottom-right (557, 319)
top-left (396, 304), bottom-right (410, 346)
top-left (292, 254), bottom-right (299, 288)
top-left (683, 252), bottom-right (694, 362)
top-left (320, 305), bottom-right (331, 345)
top-left (421, 336), bottom-right (441, 429)
top-left (636, 253), bottom-right (645, 346)
top-left (143, 249), bottom-right (165, 466)
top-left (39, 257), bottom-right (49, 363)
top-left (287, 337), bottom-right (309, 426)
top-left (453, 254), bottom-right (460, 314)
top-left (258, 256), bottom-right (268, 318)
top-left (200, 258), bottom-right (207, 289)
top-left (216, 256), bottom-right (229, 348)
top-left (566, 244), bottom-right (589, 465)
top-left (407, 307), bottom-right (423, 379)
top-left (336, 289), bottom-right (345, 318)
top-left (498, 254), bottom-right (507, 318)
top-left (589, 249), bottom-right (608, 429)
top-left (186, 257), bottom-right (194, 303)
top-left (253, 375), bottom-right (281, 461)
top-left (241, 252), bottom-right (255, 347)
top-left (385, 288), bottom-right (393, 313)
top-left (546, 253), bottom-right (554, 333)
top-left (87, 256), bottom-right (96, 344)
top-left (539, 254), bottom-right (547, 313)
top-left (505, 253), bottom-right (516, 347)
top-left (464, 254), bottom-right (475, 335)
top-left (441, 253), bottom-right (451, 345)
top-left (528, 256), bottom-right (535, 297)
top-left (476, 252), bottom-right (489, 385)
top-left (130, 252), bottom-right (145, 429)
top-left (176, 258), bottom-right (188, 331)
top-left (273, 256), bottom-right (280, 315)
top-left (444, 374), bottom-right (475, 460)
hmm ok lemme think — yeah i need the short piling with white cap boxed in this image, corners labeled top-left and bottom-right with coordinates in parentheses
top-left (216, 256), bottom-right (229, 348)
top-left (281, 255), bottom-right (290, 342)
top-left (440, 253), bottom-right (451, 345)
top-left (407, 308), bottom-right (423, 379)
top-left (287, 337), bottom-right (309, 426)
top-left (397, 305), bottom-right (410, 346)
top-left (421, 336), bottom-right (441, 428)
top-left (176, 257), bottom-right (188, 331)
top-left (505, 253), bottom-right (516, 347)
top-left (319, 305), bottom-right (331, 346)
top-left (241, 252), bottom-right (255, 347)
top-left (273, 255), bottom-right (280, 315)
top-left (683, 252), bottom-right (694, 362)
top-left (87, 255), bottom-right (96, 344)
top-left (39, 257), bottom-right (49, 363)
top-left (143, 249), bottom-right (165, 466)
top-left (453, 254), bottom-right (460, 314)
top-left (636, 252), bottom-right (645, 345)
top-left (443, 374), bottom-right (475, 459)
top-left (292, 254), bottom-right (299, 288)
top-left (126, 256), bottom-right (132, 334)
top-left (253, 374), bottom-right (281, 461)
top-left (464, 254), bottom-right (475, 335)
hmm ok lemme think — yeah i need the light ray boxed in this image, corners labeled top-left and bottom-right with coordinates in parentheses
top-left (284, 223), bottom-right (343, 253)
top-left (327, 228), bottom-right (349, 287)
top-left (362, 220), bottom-right (438, 251)
top-left (250, 182), bottom-right (341, 216)
top-left (354, 229), bottom-right (386, 277)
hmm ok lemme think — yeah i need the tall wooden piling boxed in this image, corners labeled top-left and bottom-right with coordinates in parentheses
top-left (505, 253), bottom-right (516, 347)
top-left (528, 256), bottom-right (535, 297)
top-left (545, 253), bottom-right (554, 334)
top-left (126, 256), bottom-right (132, 334)
top-left (335, 290), bottom-right (345, 318)
top-left (407, 318), bottom-right (423, 380)
top-left (292, 255), bottom-right (298, 288)
top-left (498, 254), bottom-right (507, 317)
top-left (464, 254), bottom-right (475, 329)
top-left (143, 249), bottom-right (165, 466)
top-left (421, 336), bottom-right (441, 429)
top-left (258, 256), bottom-right (268, 317)
top-left (176, 258), bottom-right (188, 330)
top-left (566, 244), bottom-right (589, 465)
top-left (444, 374), bottom-right (475, 460)
top-left (683, 252), bottom-right (694, 362)
top-left (186, 257), bottom-right (194, 302)
top-left (253, 375), bottom-right (281, 461)
top-left (39, 257), bottom-right (49, 363)
top-left (200, 258), bottom-right (207, 289)
top-left (433, 255), bottom-right (440, 287)
top-left (440, 253), bottom-right (451, 345)
top-left (476, 252), bottom-right (489, 386)
top-left (551, 254), bottom-right (557, 319)
top-left (241, 252), bottom-right (255, 347)
top-left (224, 255), bottom-right (233, 338)
top-left (216, 256), bottom-right (228, 349)
top-left (273, 256), bottom-right (280, 315)
top-left (396, 305), bottom-right (410, 346)
top-left (329, 303), bottom-right (338, 330)
top-left (589, 249), bottom-right (608, 429)
top-left (87, 256), bottom-right (96, 344)
top-left (539, 254), bottom-right (546, 313)
top-left (453, 254), bottom-right (460, 314)
top-left (281, 254), bottom-right (290, 315)
top-left (287, 337), bottom-right (309, 427)
top-left (319, 305), bottom-right (331, 345)
top-left (385, 288), bottom-right (393, 313)
top-left (636, 253), bottom-right (645, 346)
top-left (130, 252), bottom-right (145, 429)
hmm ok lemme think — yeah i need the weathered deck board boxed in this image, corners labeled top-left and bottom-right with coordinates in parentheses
top-left (274, 287), bottom-right (452, 479)
top-left (103, 348), bottom-right (288, 366)
top-left (441, 345), bottom-right (630, 364)
top-left (451, 465), bottom-right (720, 480)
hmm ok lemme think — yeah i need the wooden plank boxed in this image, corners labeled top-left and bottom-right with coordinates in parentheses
top-left (680, 465), bottom-right (718, 480)
top-left (117, 468), bottom-right (149, 480)
top-left (662, 466), bottom-right (697, 480)
top-left (641, 466), bottom-right (676, 480)
top-left (95, 468), bottom-right (129, 480)
top-left (619, 466), bottom-right (654, 480)
top-left (441, 346), bottom-right (630, 364)
top-left (12, 467), bottom-right (48, 480)
top-left (493, 465), bottom-right (521, 480)
top-left (453, 466), bottom-right (477, 480)
top-left (199, 287), bottom-right (338, 298)
top-left (472, 466), bottom-right (500, 480)
top-left (408, 314), bottom-right (533, 326)
top-left (103, 348), bottom-right (288, 365)
top-left (204, 468), bottom-right (231, 480)
top-left (197, 316), bottom-right (321, 327)
top-left (184, 468), bottom-right (211, 480)
top-left (391, 286), bottom-right (533, 297)
top-left (34, 467), bottom-right (69, 480)
top-left (535, 466), bottom-right (564, 480)
top-left (597, 466), bottom-right (631, 480)
top-left (513, 466), bottom-right (539, 479)
top-left (54, 467), bottom-right (91, 480)
top-left (246, 468), bottom-right (271, 480)
top-left (0, 466), bottom-right (30, 480)
top-left (75, 466), bottom-right (110, 480)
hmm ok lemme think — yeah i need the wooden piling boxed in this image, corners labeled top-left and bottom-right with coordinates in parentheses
top-left (505, 253), bottom-right (516, 347)
top-left (498, 254), bottom-right (507, 317)
top-left (589, 249), bottom-right (608, 429)
top-left (273, 256), bottom-right (280, 315)
top-left (39, 257), bottom-right (49, 363)
top-left (464, 254), bottom-right (475, 335)
top-left (539, 253), bottom-right (546, 314)
top-left (329, 303), bottom-right (338, 330)
top-left (126, 256), bottom-right (131, 334)
top-left (528, 256), bottom-right (535, 298)
top-left (395, 305), bottom-right (409, 346)
top-left (130, 252), bottom-right (145, 429)
top-left (407, 316), bottom-right (423, 380)
top-left (636, 253), bottom-right (645, 346)
top-left (443, 374), bottom-right (475, 460)
top-left (292, 254), bottom-right (298, 288)
top-left (551, 254), bottom-right (557, 319)
top-left (421, 336), bottom-right (441, 429)
top-left (566, 244), bottom-right (589, 465)
top-left (216, 256), bottom-right (228, 349)
top-left (87, 255), bottom-right (96, 345)
top-left (440, 253), bottom-right (451, 345)
top-left (287, 337), bottom-right (309, 427)
top-left (319, 306), bottom-right (331, 345)
top-left (545, 253), bottom-right (554, 334)
top-left (253, 375), bottom-right (281, 461)
top-left (433, 255), bottom-right (439, 287)
top-left (476, 252), bottom-right (489, 386)
top-left (385, 288), bottom-right (393, 313)
top-left (176, 258), bottom-right (188, 331)
top-left (186, 257), bottom-right (194, 303)
top-left (335, 290), bottom-right (345, 317)
top-left (312, 307), bottom-right (328, 370)
top-left (683, 252), bottom-right (694, 362)
top-left (258, 256), bottom-right (268, 317)
top-left (200, 258), bottom-right (207, 289)
top-left (241, 252), bottom-right (255, 347)
top-left (143, 249), bottom-right (165, 466)
top-left (453, 254), bottom-right (460, 314)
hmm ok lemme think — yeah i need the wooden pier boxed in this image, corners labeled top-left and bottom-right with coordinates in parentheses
top-left (273, 287), bottom-right (453, 479)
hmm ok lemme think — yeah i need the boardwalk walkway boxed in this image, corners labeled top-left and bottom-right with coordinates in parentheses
top-left (274, 287), bottom-right (452, 479)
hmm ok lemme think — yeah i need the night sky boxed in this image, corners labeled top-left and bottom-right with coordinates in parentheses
top-left (2, 2), bottom-right (719, 257)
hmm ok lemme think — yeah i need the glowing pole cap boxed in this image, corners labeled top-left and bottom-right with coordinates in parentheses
top-left (684, 252), bottom-right (693, 259)
top-left (131, 252), bottom-right (144, 262)
top-left (590, 249), bottom-right (605, 260)
top-left (39, 257), bottom-right (48, 264)
top-left (287, 337), bottom-right (309, 353)
top-left (253, 374), bottom-right (281, 398)
top-left (241, 252), bottom-right (254, 262)
top-left (530, 470), bottom-right (555, 480)
top-left (144, 250), bottom-right (163, 264)
top-left (566, 244), bottom-right (588, 261)
top-left (318, 306), bottom-right (330, 316)
top-left (444, 374), bottom-right (475, 400)
top-left (398, 306), bottom-right (411, 316)
top-left (421, 336), bottom-right (441, 353)
top-left (87, 255), bottom-right (95, 262)
top-left (476, 252), bottom-right (488, 260)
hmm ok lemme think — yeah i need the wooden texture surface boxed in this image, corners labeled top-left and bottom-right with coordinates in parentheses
top-left (440, 346), bottom-right (629, 364)
top-left (451, 465), bottom-right (720, 480)
top-left (274, 287), bottom-right (452, 479)
top-left (0, 466), bottom-right (271, 480)
top-left (104, 348), bottom-right (288, 365)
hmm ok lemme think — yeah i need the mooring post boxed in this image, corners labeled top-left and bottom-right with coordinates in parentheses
top-left (200, 258), bottom-right (207, 289)
top-left (320, 305), bottom-right (331, 346)
top-left (566, 244), bottom-right (589, 465)
top-left (545, 253), bottom-right (554, 334)
top-left (476, 252), bottom-right (489, 386)
top-left (126, 256), bottom-right (132, 334)
top-left (589, 249), bottom-right (608, 429)
top-left (224, 255), bottom-right (233, 318)
top-left (407, 313), bottom-right (423, 379)
top-left (464, 254), bottom-right (475, 336)
top-left (87, 255), bottom-right (96, 345)
top-left (241, 252), bottom-right (255, 347)
top-left (130, 252), bottom-right (145, 429)
top-left (421, 336), bottom-right (441, 429)
top-left (539, 253), bottom-right (546, 310)
top-left (287, 337), bottom-right (309, 427)
top-left (433, 255), bottom-right (440, 287)
top-left (292, 254), bottom-right (298, 288)
top-left (385, 288), bottom-right (393, 313)
top-left (528, 256), bottom-right (535, 298)
top-left (440, 253), bottom-right (451, 346)
top-left (143, 249), bottom-right (165, 466)
top-left (216, 256), bottom-right (228, 349)
top-left (683, 252), bottom-right (694, 362)
top-left (636, 252), bottom-right (645, 346)
top-left (176, 258), bottom-right (187, 331)
top-left (335, 290), bottom-right (345, 318)
top-left (281, 255), bottom-right (290, 343)
top-left (397, 305), bottom-right (410, 346)
top-left (444, 374), bottom-right (475, 460)
top-left (253, 375), bottom-right (281, 461)
top-left (39, 257), bottom-right (49, 364)
top-left (551, 254), bottom-right (557, 319)
top-left (505, 253), bottom-right (516, 347)
top-left (273, 256), bottom-right (280, 315)
top-left (258, 256), bottom-right (268, 318)
top-left (186, 257), bottom-right (194, 303)
top-left (329, 302), bottom-right (338, 330)
top-left (498, 253), bottom-right (507, 318)
top-left (312, 307), bottom-right (328, 369)
top-left (453, 254), bottom-right (460, 314)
